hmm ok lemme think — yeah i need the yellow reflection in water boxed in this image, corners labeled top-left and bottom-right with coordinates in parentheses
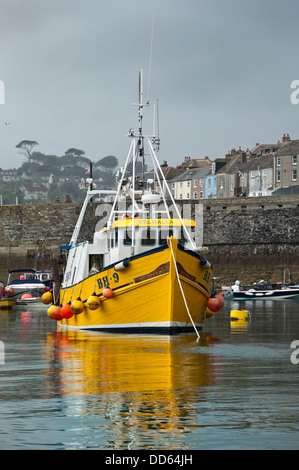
top-left (41, 331), bottom-right (220, 448)
top-left (44, 330), bottom-right (215, 396)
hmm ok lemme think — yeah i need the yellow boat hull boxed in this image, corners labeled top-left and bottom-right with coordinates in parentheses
top-left (58, 239), bottom-right (213, 333)
top-left (0, 299), bottom-right (16, 309)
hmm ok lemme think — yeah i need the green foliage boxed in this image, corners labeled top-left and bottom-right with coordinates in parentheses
top-left (16, 140), bottom-right (39, 163)
top-left (0, 143), bottom-right (119, 204)
top-left (94, 155), bottom-right (118, 171)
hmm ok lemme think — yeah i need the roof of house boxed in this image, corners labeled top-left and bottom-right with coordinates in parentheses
top-left (20, 183), bottom-right (48, 192)
top-left (168, 166), bottom-right (211, 183)
top-left (238, 154), bottom-right (274, 173)
top-left (177, 157), bottom-right (212, 170)
top-left (275, 140), bottom-right (299, 156)
top-left (216, 154), bottom-right (245, 175)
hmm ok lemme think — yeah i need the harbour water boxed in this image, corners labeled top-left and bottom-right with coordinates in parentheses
top-left (0, 299), bottom-right (299, 450)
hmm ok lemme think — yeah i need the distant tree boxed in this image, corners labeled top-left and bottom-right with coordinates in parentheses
top-left (31, 151), bottom-right (46, 164)
top-left (65, 148), bottom-right (85, 157)
top-left (94, 155), bottom-right (118, 173)
top-left (16, 140), bottom-right (39, 164)
top-left (75, 156), bottom-right (91, 169)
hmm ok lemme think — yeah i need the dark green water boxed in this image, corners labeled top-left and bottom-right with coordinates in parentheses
top-left (0, 298), bottom-right (299, 450)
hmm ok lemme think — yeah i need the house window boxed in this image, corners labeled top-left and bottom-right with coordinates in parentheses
top-left (194, 179), bottom-right (197, 188)
top-left (200, 178), bottom-right (203, 186)
top-left (277, 156), bottom-right (281, 166)
top-left (193, 191), bottom-right (198, 199)
top-left (186, 193), bottom-right (190, 199)
top-left (292, 155), bottom-right (297, 165)
top-left (179, 182), bottom-right (183, 188)
top-left (179, 194), bottom-right (182, 200)
top-left (199, 191), bottom-right (204, 199)
top-left (276, 170), bottom-right (281, 182)
top-left (187, 181), bottom-right (190, 188)
top-left (292, 169), bottom-right (297, 181)
top-left (208, 179), bottom-right (211, 190)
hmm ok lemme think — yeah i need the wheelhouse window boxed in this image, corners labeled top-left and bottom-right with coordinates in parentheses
top-left (140, 228), bottom-right (156, 246)
top-left (123, 228), bottom-right (132, 245)
top-left (159, 229), bottom-right (173, 244)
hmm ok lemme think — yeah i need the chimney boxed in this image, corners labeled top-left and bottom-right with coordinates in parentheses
top-left (282, 133), bottom-right (291, 142)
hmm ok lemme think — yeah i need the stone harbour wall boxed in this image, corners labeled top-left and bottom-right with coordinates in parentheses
top-left (0, 194), bottom-right (298, 289)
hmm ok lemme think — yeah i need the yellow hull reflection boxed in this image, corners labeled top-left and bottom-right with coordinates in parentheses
top-left (45, 330), bottom-right (215, 396)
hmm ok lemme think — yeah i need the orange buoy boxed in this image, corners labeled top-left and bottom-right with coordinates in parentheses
top-left (60, 302), bottom-right (74, 319)
top-left (52, 305), bottom-right (63, 321)
top-left (103, 287), bottom-right (114, 299)
top-left (215, 293), bottom-right (224, 308)
top-left (207, 294), bottom-right (224, 312)
top-left (21, 294), bottom-right (32, 300)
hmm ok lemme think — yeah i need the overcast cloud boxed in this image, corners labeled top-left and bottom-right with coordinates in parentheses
top-left (0, 0), bottom-right (299, 169)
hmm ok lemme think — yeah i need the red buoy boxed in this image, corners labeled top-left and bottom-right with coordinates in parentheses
top-left (60, 303), bottom-right (74, 319)
top-left (52, 306), bottom-right (63, 321)
top-left (103, 287), bottom-right (114, 299)
top-left (207, 294), bottom-right (224, 312)
top-left (21, 294), bottom-right (32, 300)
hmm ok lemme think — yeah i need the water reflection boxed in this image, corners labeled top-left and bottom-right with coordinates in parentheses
top-left (41, 331), bottom-right (218, 446)
top-left (1, 301), bottom-right (299, 449)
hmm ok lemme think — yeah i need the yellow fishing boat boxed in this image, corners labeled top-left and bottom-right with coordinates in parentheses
top-left (44, 70), bottom-right (223, 335)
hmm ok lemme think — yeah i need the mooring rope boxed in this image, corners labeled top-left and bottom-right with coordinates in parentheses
top-left (168, 237), bottom-right (200, 342)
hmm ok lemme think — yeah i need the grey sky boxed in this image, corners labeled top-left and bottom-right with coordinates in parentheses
top-left (0, 0), bottom-right (299, 170)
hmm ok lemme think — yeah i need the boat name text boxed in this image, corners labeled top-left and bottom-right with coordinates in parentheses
top-left (97, 272), bottom-right (119, 289)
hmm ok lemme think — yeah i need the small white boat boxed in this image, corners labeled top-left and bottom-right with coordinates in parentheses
top-left (232, 281), bottom-right (299, 300)
top-left (2, 269), bottom-right (50, 302)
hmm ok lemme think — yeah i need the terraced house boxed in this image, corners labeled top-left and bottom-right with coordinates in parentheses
top-left (168, 134), bottom-right (298, 201)
top-left (274, 138), bottom-right (298, 192)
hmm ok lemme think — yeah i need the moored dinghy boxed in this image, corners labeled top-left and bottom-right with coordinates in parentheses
top-left (45, 70), bottom-right (223, 334)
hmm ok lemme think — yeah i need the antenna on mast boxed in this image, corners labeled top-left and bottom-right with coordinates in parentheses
top-left (138, 69), bottom-right (144, 136)
top-left (147, 16), bottom-right (154, 105)
top-left (153, 98), bottom-right (160, 151)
